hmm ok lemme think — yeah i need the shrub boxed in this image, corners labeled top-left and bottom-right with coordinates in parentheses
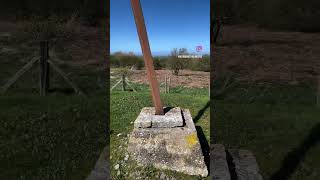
top-left (197, 55), bottom-right (210, 72)
top-left (110, 54), bottom-right (144, 70)
top-left (167, 48), bottom-right (189, 75)
top-left (153, 58), bottom-right (162, 70)
top-left (167, 57), bottom-right (185, 76)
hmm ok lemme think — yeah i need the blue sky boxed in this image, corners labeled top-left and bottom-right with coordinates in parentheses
top-left (110, 0), bottom-right (210, 56)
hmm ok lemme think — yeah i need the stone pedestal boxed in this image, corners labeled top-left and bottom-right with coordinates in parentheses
top-left (128, 107), bottom-right (208, 177)
top-left (211, 144), bottom-right (263, 180)
top-left (134, 107), bottom-right (184, 128)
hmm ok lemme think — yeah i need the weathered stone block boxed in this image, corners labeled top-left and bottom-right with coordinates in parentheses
top-left (134, 107), bottom-right (184, 128)
top-left (211, 144), bottom-right (231, 180)
top-left (228, 149), bottom-right (263, 180)
top-left (128, 108), bottom-right (208, 177)
top-left (86, 146), bottom-right (109, 180)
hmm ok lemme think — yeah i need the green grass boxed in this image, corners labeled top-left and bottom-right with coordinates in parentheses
top-left (0, 40), bottom-right (107, 179)
top-left (0, 95), bottom-right (106, 180)
top-left (213, 80), bottom-right (320, 180)
top-left (110, 86), bottom-right (210, 179)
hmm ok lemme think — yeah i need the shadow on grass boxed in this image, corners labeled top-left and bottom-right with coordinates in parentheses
top-left (194, 100), bottom-right (210, 123)
top-left (48, 87), bottom-right (75, 95)
top-left (192, 100), bottom-right (210, 172)
top-left (196, 126), bottom-right (210, 174)
top-left (270, 123), bottom-right (320, 180)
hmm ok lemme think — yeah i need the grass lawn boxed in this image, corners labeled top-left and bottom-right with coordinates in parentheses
top-left (0, 47), bottom-right (107, 179)
top-left (213, 80), bottom-right (320, 180)
top-left (110, 82), bottom-right (210, 179)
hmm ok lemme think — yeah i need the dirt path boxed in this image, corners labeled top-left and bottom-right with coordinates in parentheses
top-left (214, 25), bottom-right (320, 83)
top-left (128, 69), bottom-right (209, 89)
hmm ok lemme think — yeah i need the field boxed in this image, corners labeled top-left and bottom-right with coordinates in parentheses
top-left (213, 25), bottom-right (320, 180)
top-left (110, 75), bottom-right (210, 179)
top-left (0, 20), bottom-right (107, 179)
top-left (2, 18), bottom-right (320, 180)
top-left (128, 69), bottom-right (209, 89)
top-left (214, 25), bottom-right (320, 82)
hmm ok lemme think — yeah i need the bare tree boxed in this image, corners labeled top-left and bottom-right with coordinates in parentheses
top-left (168, 48), bottom-right (187, 76)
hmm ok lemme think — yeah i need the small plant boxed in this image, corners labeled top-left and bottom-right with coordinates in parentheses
top-left (168, 58), bottom-right (184, 76)
top-left (110, 52), bottom-right (144, 70)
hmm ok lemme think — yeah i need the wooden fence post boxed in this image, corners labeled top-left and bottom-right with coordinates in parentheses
top-left (317, 65), bottom-right (320, 107)
top-left (165, 75), bottom-right (167, 94)
top-left (40, 40), bottom-right (50, 96)
top-left (168, 76), bottom-right (170, 93)
top-left (122, 74), bottom-right (126, 91)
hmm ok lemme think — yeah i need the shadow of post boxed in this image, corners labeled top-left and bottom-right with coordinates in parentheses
top-left (192, 100), bottom-right (210, 173)
top-left (270, 123), bottom-right (320, 180)
top-left (196, 126), bottom-right (210, 174)
top-left (194, 100), bottom-right (210, 123)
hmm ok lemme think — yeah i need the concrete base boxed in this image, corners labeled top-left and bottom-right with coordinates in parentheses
top-left (128, 108), bottom-right (208, 177)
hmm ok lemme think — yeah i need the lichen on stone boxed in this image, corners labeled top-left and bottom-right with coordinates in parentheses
top-left (185, 133), bottom-right (198, 148)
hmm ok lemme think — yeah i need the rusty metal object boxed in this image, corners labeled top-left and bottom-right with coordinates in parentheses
top-left (130, 0), bottom-right (164, 115)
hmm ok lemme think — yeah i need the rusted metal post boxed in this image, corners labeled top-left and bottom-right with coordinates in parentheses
top-left (130, 0), bottom-right (164, 115)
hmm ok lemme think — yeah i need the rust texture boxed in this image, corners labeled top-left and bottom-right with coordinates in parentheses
top-left (130, 0), bottom-right (164, 115)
